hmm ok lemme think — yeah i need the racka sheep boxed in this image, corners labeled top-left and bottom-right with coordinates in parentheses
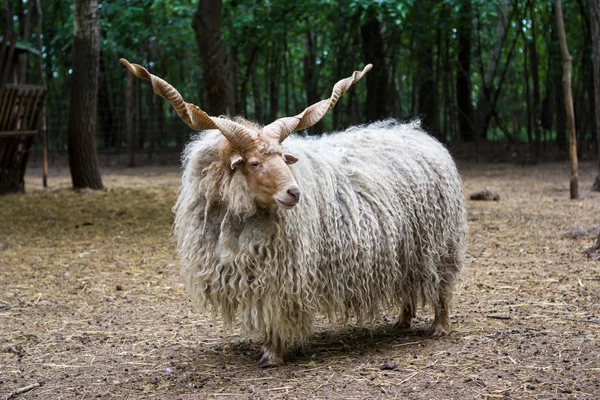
top-left (120, 59), bottom-right (467, 367)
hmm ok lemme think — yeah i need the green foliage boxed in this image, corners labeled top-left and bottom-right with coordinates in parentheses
top-left (13, 0), bottom-right (597, 151)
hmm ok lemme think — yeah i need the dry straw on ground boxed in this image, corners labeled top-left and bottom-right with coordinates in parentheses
top-left (1, 162), bottom-right (599, 399)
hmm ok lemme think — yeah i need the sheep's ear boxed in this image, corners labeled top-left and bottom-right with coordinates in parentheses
top-left (284, 153), bottom-right (298, 165)
top-left (230, 154), bottom-right (244, 169)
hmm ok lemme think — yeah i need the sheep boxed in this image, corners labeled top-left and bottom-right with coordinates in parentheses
top-left (120, 59), bottom-right (468, 367)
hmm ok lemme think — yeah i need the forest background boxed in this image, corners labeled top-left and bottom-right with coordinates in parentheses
top-left (3, 0), bottom-right (600, 166)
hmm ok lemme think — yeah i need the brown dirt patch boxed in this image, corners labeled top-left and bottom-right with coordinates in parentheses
top-left (1, 162), bottom-right (599, 399)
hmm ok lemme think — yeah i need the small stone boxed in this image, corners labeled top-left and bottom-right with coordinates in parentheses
top-left (381, 361), bottom-right (398, 370)
top-left (470, 189), bottom-right (500, 201)
top-left (116, 284), bottom-right (123, 291)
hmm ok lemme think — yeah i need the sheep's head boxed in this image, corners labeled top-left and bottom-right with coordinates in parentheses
top-left (225, 127), bottom-right (301, 209)
top-left (119, 58), bottom-right (371, 210)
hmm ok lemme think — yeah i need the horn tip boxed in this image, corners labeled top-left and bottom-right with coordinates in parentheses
top-left (364, 64), bottom-right (373, 73)
top-left (119, 58), bottom-right (151, 80)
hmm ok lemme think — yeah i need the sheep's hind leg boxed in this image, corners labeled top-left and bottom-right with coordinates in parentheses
top-left (394, 299), bottom-right (416, 330)
top-left (429, 291), bottom-right (451, 337)
top-left (430, 256), bottom-right (461, 337)
top-left (258, 332), bottom-right (283, 368)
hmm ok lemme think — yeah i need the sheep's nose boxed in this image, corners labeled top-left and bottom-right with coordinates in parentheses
top-left (287, 186), bottom-right (301, 203)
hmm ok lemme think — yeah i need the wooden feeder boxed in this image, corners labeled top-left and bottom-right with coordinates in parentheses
top-left (0, 35), bottom-right (46, 194)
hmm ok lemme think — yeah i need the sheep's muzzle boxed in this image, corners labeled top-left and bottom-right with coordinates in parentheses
top-left (275, 185), bottom-right (301, 209)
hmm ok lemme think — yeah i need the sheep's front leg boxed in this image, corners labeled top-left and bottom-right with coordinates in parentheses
top-left (258, 332), bottom-right (283, 367)
top-left (394, 298), bottom-right (416, 330)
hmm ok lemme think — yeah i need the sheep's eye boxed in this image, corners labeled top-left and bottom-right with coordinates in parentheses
top-left (249, 161), bottom-right (260, 168)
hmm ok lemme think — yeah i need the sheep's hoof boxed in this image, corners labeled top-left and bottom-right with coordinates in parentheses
top-left (257, 351), bottom-right (283, 368)
top-left (427, 323), bottom-right (449, 337)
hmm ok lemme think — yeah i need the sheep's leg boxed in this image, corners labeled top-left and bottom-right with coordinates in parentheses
top-left (394, 299), bottom-right (416, 329)
top-left (429, 290), bottom-right (451, 337)
top-left (258, 332), bottom-right (283, 368)
top-left (429, 252), bottom-right (461, 337)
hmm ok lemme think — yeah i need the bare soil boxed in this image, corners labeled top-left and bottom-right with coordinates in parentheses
top-left (1, 162), bottom-right (600, 400)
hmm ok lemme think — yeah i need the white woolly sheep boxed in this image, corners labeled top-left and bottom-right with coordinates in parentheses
top-left (120, 59), bottom-right (468, 367)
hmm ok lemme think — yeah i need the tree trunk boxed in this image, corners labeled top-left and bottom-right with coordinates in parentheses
top-left (529, 5), bottom-right (541, 162)
top-left (590, 0), bottom-right (600, 191)
top-left (361, 9), bottom-right (387, 122)
top-left (542, 19), bottom-right (553, 148)
top-left (284, 40), bottom-right (291, 117)
top-left (555, 0), bottom-right (579, 199)
top-left (456, 0), bottom-right (474, 141)
top-left (551, 3), bottom-right (567, 149)
top-left (303, 30), bottom-right (321, 134)
top-left (237, 45), bottom-right (259, 119)
top-left (252, 71), bottom-right (264, 124)
top-left (157, 93), bottom-right (165, 148)
top-left (541, 58), bottom-right (553, 146)
top-left (135, 78), bottom-right (144, 149)
top-left (333, 15), bottom-right (360, 128)
top-left (146, 69), bottom-right (156, 159)
top-left (443, 29), bottom-right (451, 141)
top-left (35, 0), bottom-right (47, 187)
top-left (554, 69), bottom-right (567, 148)
top-left (17, 0), bottom-right (31, 83)
top-left (522, 36), bottom-right (532, 144)
top-left (67, 0), bottom-right (103, 189)
top-left (388, 27), bottom-right (403, 120)
top-left (192, 0), bottom-right (235, 116)
top-left (435, 18), bottom-right (443, 140)
top-left (3, 0), bottom-right (12, 38)
top-left (268, 44), bottom-right (281, 122)
top-left (411, 1), bottom-right (438, 134)
top-left (475, 0), bottom-right (510, 140)
top-left (98, 52), bottom-right (115, 148)
top-left (577, 0), bottom-right (594, 147)
top-left (126, 72), bottom-right (134, 167)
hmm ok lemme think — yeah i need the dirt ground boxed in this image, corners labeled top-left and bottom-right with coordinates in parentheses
top-left (1, 162), bottom-right (600, 400)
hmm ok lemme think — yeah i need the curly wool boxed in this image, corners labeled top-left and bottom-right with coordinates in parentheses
top-left (174, 120), bottom-right (467, 347)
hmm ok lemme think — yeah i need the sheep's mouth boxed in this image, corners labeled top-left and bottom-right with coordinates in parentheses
top-left (275, 198), bottom-right (297, 209)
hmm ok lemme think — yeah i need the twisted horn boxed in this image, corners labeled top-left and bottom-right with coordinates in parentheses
top-left (263, 64), bottom-right (372, 142)
top-left (119, 59), bottom-right (257, 150)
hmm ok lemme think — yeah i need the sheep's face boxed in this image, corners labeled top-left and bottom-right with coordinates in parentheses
top-left (230, 140), bottom-right (300, 210)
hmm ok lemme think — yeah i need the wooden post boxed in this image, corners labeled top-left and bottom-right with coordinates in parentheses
top-left (554, 0), bottom-right (579, 199)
